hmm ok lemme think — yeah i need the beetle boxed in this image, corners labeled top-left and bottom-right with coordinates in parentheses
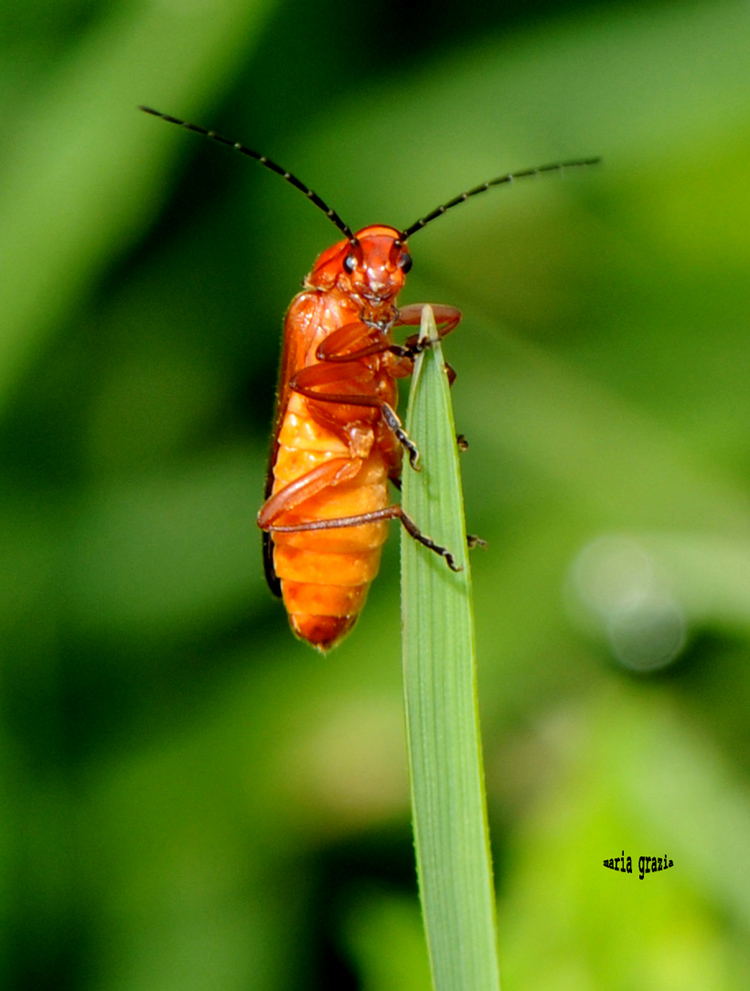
top-left (140, 106), bottom-right (597, 650)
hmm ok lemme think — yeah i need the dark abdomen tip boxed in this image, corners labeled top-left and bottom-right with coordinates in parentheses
top-left (290, 613), bottom-right (358, 652)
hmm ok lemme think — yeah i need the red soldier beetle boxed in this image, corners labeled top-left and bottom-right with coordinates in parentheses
top-left (140, 106), bottom-right (598, 651)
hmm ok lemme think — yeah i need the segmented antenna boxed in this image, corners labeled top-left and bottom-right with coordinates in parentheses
top-left (400, 157), bottom-right (600, 241)
top-left (139, 106), bottom-right (356, 244)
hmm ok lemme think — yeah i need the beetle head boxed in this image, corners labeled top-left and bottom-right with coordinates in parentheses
top-left (307, 225), bottom-right (412, 303)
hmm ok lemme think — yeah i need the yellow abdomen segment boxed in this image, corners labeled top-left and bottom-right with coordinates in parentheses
top-left (270, 397), bottom-right (391, 651)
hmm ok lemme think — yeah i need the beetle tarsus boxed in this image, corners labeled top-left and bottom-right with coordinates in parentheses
top-left (397, 509), bottom-right (462, 572)
top-left (381, 402), bottom-right (421, 471)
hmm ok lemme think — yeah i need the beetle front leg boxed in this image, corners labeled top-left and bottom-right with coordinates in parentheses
top-left (393, 303), bottom-right (462, 359)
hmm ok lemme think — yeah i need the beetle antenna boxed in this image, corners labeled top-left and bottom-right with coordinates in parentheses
top-left (139, 106), bottom-right (357, 244)
top-left (400, 157), bottom-right (600, 241)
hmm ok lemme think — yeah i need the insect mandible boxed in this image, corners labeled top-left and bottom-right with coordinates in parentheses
top-left (140, 106), bottom-right (598, 651)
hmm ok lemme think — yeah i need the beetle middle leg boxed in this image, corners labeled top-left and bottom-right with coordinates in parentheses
top-left (289, 362), bottom-right (422, 470)
top-left (380, 402), bottom-right (419, 470)
top-left (315, 306), bottom-right (462, 370)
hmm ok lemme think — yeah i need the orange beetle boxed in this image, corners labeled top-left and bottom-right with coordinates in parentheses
top-left (141, 107), bottom-right (598, 650)
top-left (256, 225), bottom-right (463, 649)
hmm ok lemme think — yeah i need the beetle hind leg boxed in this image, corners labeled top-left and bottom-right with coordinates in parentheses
top-left (396, 507), bottom-right (461, 572)
top-left (267, 504), bottom-right (461, 572)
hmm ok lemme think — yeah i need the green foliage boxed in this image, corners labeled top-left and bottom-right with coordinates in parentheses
top-left (2, 0), bottom-right (750, 988)
top-left (401, 308), bottom-right (499, 991)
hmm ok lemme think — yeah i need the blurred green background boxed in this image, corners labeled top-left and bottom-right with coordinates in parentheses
top-left (2, 0), bottom-right (750, 988)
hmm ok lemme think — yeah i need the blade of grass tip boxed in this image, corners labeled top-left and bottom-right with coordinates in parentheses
top-left (401, 306), bottom-right (500, 991)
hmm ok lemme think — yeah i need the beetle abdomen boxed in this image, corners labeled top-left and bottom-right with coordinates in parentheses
top-left (270, 408), bottom-right (391, 651)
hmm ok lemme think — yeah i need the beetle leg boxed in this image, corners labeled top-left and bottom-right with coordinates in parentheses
top-left (290, 361), bottom-right (381, 407)
top-left (269, 492), bottom-right (483, 571)
top-left (268, 504), bottom-right (461, 572)
top-left (396, 302), bottom-right (462, 332)
top-left (289, 366), bottom-right (421, 469)
top-left (383, 345), bottom-right (455, 386)
top-left (316, 321), bottom-right (391, 363)
top-left (317, 306), bottom-right (463, 366)
top-left (259, 457), bottom-right (366, 597)
top-left (395, 303), bottom-right (462, 354)
top-left (381, 402), bottom-right (420, 470)
top-left (395, 506), bottom-right (461, 571)
top-left (258, 457), bottom-right (363, 529)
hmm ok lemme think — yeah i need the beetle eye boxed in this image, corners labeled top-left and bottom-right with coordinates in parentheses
top-left (343, 253), bottom-right (357, 274)
top-left (399, 252), bottom-right (413, 273)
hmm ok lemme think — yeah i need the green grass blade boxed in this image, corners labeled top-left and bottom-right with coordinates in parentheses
top-left (401, 307), bottom-right (501, 991)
